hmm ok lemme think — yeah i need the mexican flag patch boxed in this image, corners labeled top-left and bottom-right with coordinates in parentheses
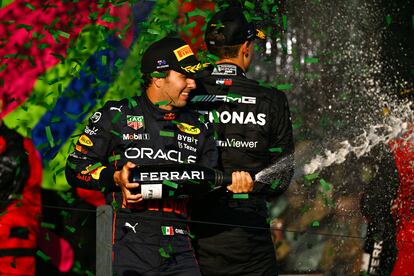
top-left (161, 226), bottom-right (174, 236)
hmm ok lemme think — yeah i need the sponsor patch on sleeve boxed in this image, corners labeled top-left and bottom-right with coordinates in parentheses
top-left (79, 135), bottom-right (94, 147)
top-left (176, 122), bottom-right (201, 135)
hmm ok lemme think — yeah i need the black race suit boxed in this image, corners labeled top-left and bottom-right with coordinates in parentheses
top-left (189, 63), bottom-right (294, 276)
top-left (65, 93), bottom-right (217, 276)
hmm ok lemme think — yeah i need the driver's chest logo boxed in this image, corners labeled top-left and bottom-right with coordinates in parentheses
top-left (127, 115), bottom-right (144, 130)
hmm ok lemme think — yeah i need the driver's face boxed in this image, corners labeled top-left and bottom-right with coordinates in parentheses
top-left (158, 70), bottom-right (196, 110)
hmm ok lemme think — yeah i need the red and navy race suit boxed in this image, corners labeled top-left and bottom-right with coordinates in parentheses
top-left (389, 128), bottom-right (414, 275)
top-left (359, 143), bottom-right (399, 275)
top-left (0, 124), bottom-right (42, 275)
top-left (189, 63), bottom-right (294, 276)
top-left (65, 93), bottom-right (218, 275)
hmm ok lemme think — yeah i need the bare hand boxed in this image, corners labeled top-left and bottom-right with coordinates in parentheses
top-left (113, 162), bottom-right (142, 204)
top-left (227, 171), bottom-right (254, 193)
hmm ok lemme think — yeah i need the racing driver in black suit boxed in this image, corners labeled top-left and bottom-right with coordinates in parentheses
top-left (189, 7), bottom-right (295, 276)
top-left (66, 37), bottom-right (254, 276)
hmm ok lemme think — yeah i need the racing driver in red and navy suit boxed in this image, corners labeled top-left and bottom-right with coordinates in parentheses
top-left (65, 37), bottom-right (223, 276)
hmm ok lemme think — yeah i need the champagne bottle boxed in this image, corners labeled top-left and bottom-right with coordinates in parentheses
top-left (129, 164), bottom-right (231, 199)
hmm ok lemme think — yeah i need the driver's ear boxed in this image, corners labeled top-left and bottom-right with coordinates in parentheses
top-left (152, 77), bottom-right (163, 88)
top-left (241, 41), bottom-right (250, 57)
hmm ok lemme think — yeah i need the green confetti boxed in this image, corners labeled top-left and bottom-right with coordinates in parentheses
top-left (111, 199), bottom-right (119, 211)
top-left (311, 221), bottom-right (320, 227)
top-left (292, 118), bottom-right (302, 130)
top-left (243, 11), bottom-right (252, 22)
top-left (319, 179), bottom-right (332, 191)
top-left (55, 166), bottom-right (65, 176)
top-left (127, 97), bottom-right (138, 108)
top-left (114, 58), bottom-right (123, 69)
top-left (41, 222), bottom-right (56, 229)
top-left (111, 130), bottom-right (121, 137)
top-left (251, 15), bottom-right (263, 21)
top-left (227, 93), bottom-right (242, 101)
top-left (206, 53), bottom-right (220, 62)
top-left (59, 191), bottom-right (75, 205)
top-left (101, 55), bottom-right (107, 65)
top-left (108, 155), bottom-right (121, 162)
top-left (271, 180), bottom-right (281, 189)
top-left (188, 179), bottom-right (200, 184)
top-left (168, 190), bottom-right (175, 197)
top-left (304, 57), bottom-right (319, 63)
top-left (159, 248), bottom-right (171, 258)
top-left (58, 30), bottom-right (70, 39)
top-left (182, 21), bottom-right (197, 31)
top-left (412, 15), bottom-right (414, 29)
top-left (212, 110), bottom-right (219, 123)
top-left (0, 64), bottom-right (7, 73)
top-left (102, 14), bottom-right (120, 23)
top-left (50, 52), bottom-right (65, 62)
top-left (276, 83), bottom-right (293, 90)
top-left (304, 173), bottom-right (319, 181)
top-left (36, 250), bottom-right (51, 262)
top-left (89, 12), bottom-right (98, 21)
top-left (16, 24), bottom-right (33, 31)
top-left (154, 100), bottom-right (170, 106)
top-left (0, 211), bottom-right (9, 217)
top-left (385, 15), bottom-right (392, 25)
top-left (269, 147), bottom-right (282, 153)
top-left (163, 180), bottom-right (178, 189)
top-left (60, 210), bottom-right (71, 219)
top-left (51, 116), bottom-right (61, 123)
top-left (233, 194), bottom-right (249, 199)
top-left (188, 8), bottom-right (208, 18)
top-left (282, 15), bottom-right (287, 30)
top-left (45, 126), bottom-right (55, 147)
top-left (111, 112), bottom-right (121, 124)
top-left (198, 115), bottom-right (205, 124)
top-left (65, 225), bottom-right (76, 233)
top-left (244, 1), bottom-right (255, 10)
top-left (147, 28), bottom-right (161, 35)
top-left (67, 161), bottom-right (76, 170)
top-left (160, 130), bottom-right (174, 137)
top-left (188, 232), bottom-right (196, 239)
top-left (305, 72), bottom-right (321, 80)
top-left (150, 72), bottom-right (170, 78)
top-left (9, 193), bottom-right (22, 200)
top-left (23, 2), bottom-right (36, 10)
top-left (87, 162), bottom-right (103, 172)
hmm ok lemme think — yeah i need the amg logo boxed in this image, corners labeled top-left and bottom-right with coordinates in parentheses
top-left (139, 171), bottom-right (205, 181)
top-left (217, 139), bottom-right (258, 149)
top-left (199, 110), bottom-right (266, 126)
top-left (191, 95), bottom-right (256, 104)
top-left (125, 147), bottom-right (196, 164)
